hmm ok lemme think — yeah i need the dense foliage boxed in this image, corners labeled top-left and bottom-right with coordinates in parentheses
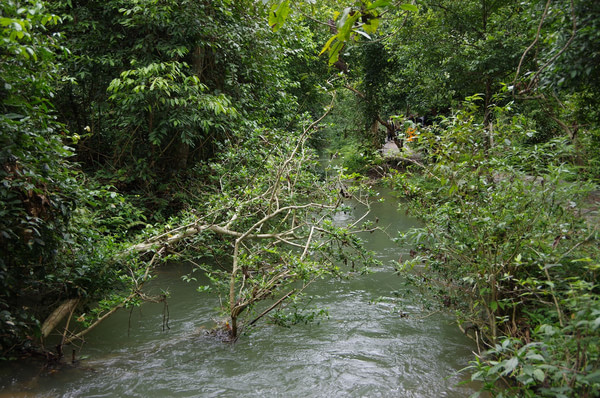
top-left (1, 0), bottom-right (71, 352)
top-left (1, 0), bottom-right (599, 396)
top-left (0, 0), bottom-right (134, 356)
top-left (350, 1), bottom-right (600, 396)
top-left (388, 98), bottom-right (599, 396)
top-left (48, 0), bottom-right (314, 215)
top-left (0, 0), bottom-right (363, 355)
top-left (298, 0), bottom-right (600, 396)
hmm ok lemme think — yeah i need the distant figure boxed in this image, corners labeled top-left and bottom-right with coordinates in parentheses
top-left (386, 120), bottom-right (403, 148)
top-left (387, 121), bottom-right (395, 142)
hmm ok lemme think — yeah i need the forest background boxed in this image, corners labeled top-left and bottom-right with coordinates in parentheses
top-left (1, 0), bottom-right (599, 396)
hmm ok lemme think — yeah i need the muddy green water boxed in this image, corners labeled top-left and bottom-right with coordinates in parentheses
top-left (1, 188), bottom-right (480, 397)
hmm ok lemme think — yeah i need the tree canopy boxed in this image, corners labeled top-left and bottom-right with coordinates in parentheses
top-left (1, 0), bottom-right (599, 395)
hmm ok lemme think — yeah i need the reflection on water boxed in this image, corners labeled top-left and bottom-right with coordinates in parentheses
top-left (0, 188), bottom-right (479, 397)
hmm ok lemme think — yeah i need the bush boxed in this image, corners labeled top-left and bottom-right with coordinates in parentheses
top-left (389, 99), bottom-right (600, 396)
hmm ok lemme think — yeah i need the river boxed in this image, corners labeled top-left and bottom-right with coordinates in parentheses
top-left (0, 188), bottom-right (480, 397)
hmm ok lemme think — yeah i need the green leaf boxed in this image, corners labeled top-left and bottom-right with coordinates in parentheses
top-left (367, 0), bottom-right (393, 10)
top-left (337, 7), bottom-right (352, 30)
top-left (363, 17), bottom-right (380, 34)
top-left (11, 21), bottom-right (23, 31)
top-left (319, 35), bottom-right (337, 56)
top-left (0, 17), bottom-right (14, 27)
top-left (489, 300), bottom-right (498, 312)
top-left (400, 4), bottom-right (419, 12)
top-left (502, 357), bottom-right (519, 376)
top-left (532, 368), bottom-right (545, 382)
top-left (525, 353), bottom-right (544, 362)
top-left (328, 40), bottom-right (344, 66)
top-left (448, 183), bottom-right (458, 195)
top-left (268, 0), bottom-right (290, 32)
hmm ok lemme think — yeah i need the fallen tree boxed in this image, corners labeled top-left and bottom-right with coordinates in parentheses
top-left (43, 99), bottom-right (379, 348)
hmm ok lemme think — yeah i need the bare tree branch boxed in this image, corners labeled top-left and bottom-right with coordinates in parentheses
top-left (513, 0), bottom-right (551, 88)
top-left (525, 0), bottom-right (577, 93)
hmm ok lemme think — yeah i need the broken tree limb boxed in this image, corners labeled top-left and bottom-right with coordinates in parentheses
top-left (127, 222), bottom-right (304, 254)
top-left (53, 92), bottom-right (374, 344)
top-left (41, 298), bottom-right (80, 339)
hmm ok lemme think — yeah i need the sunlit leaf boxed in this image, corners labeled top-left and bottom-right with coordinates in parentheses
top-left (319, 35), bottom-right (337, 56)
top-left (268, 0), bottom-right (290, 32)
top-left (363, 17), bottom-right (380, 34)
top-left (367, 0), bottom-right (392, 10)
top-left (400, 4), bottom-right (419, 12)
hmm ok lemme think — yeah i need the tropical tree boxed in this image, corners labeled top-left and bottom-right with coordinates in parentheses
top-left (0, 1), bottom-right (141, 357)
top-left (0, 0), bottom-right (76, 353)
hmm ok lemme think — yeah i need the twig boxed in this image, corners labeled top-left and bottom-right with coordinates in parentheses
top-left (247, 289), bottom-right (297, 327)
top-left (301, 226), bottom-right (316, 260)
top-left (412, 309), bottom-right (442, 320)
top-left (64, 300), bottom-right (126, 345)
top-left (525, 0), bottom-right (578, 93)
top-left (513, 0), bottom-right (551, 88)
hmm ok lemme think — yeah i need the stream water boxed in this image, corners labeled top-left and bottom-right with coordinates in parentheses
top-left (1, 188), bottom-right (480, 397)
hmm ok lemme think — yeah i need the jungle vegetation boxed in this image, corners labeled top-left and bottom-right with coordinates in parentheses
top-left (1, 0), bottom-right (599, 396)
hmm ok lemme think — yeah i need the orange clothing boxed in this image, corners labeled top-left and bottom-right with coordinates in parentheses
top-left (406, 127), bottom-right (416, 142)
